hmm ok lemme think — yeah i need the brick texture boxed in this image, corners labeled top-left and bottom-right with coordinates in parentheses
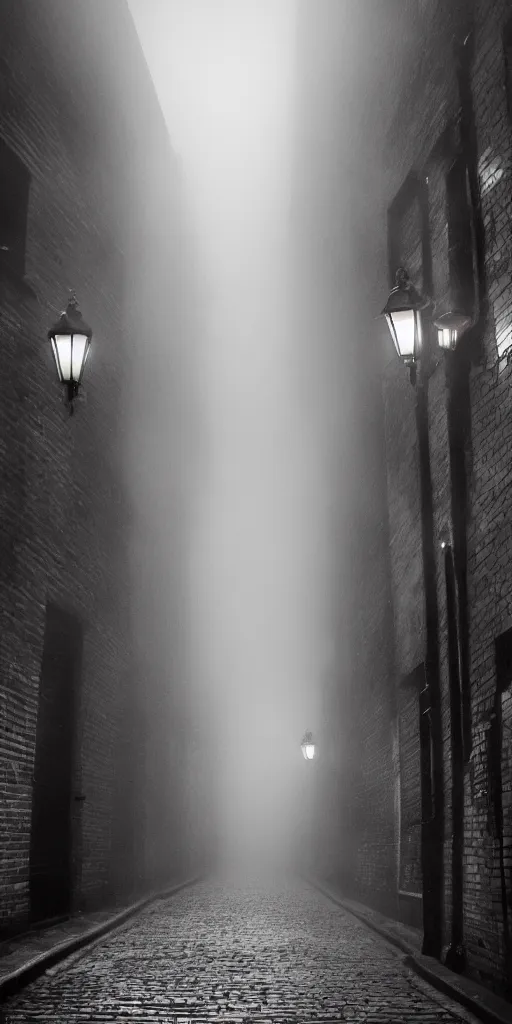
top-left (379, 0), bottom-right (512, 995)
top-left (294, 0), bottom-right (512, 995)
top-left (0, 0), bottom-right (196, 932)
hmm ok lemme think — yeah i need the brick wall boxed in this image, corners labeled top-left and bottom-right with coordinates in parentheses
top-left (0, 0), bottom-right (193, 930)
top-left (295, 0), bottom-right (512, 990)
top-left (377, 0), bottom-right (512, 993)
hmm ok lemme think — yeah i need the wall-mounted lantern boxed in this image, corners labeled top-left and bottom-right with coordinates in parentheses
top-left (381, 267), bottom-right (426, 367)
top-left (301, 730), bottom-right (317, 761)
top-left (433, 310), bottom-right (472, 352)
top-left (48, 293), bottom-right (92, 413)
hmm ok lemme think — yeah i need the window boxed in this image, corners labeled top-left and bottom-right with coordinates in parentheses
top-left (30, 603), bottom-right (83, 921)
top-left (0, 134), bottom-right (30, 279)
top-left (424, 125), bottom-right (476, 331)
top-left (504, 18), bottom-right (512, 121)
top-left (387, 171), bottom-right (432, 299)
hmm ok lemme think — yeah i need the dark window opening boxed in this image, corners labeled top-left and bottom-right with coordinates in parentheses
top-left (504, 18), bottom-right (512, 122)
top-left (0, 134), bottom-right (30, 280)
top-left (387, 171), bottom-right (432, 296)
top-left (446, 153), bottom-right (475, 317)
top-left (492, 629), bottom-right (512, 951)
top-left (29, 602), bottom-right (83, 922)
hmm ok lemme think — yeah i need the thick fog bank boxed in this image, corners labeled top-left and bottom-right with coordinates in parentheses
top-left (126, 0), bottom-right (393, 880)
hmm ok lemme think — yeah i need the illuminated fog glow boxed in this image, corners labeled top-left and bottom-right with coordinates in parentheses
top-left (127, 0), bottom-right (330, 875)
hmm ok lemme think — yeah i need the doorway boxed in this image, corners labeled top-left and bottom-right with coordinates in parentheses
top-left (29, 602), bottom-right (83, 922)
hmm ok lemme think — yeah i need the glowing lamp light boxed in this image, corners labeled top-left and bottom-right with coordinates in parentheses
top-left (434, 311), bottom-right (472, 352)
top-left (381, 267), bottom-right (425, 366)
top-left (439, 526), bottom-right (452, 551)
top-left (438, 327), bottom-right (458, 351)
top-left (48, 293), bottom-right (92, 410)
top-left (301, 730), bottom-right (317, 761)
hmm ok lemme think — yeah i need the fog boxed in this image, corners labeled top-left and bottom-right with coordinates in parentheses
top-left (126, 0), bottom-right (368, 882)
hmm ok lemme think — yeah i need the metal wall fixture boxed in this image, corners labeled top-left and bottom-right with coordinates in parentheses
top-left (48, 293), bottom-right (92, 414)
top-left (382, 267), bottom-right (473, 360)
top-left (433, 309), bottom-right (473, 352)
top-left (381, 267), bottom-right (427, 367)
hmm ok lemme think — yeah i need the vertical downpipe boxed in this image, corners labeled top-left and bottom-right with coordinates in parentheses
top-left (416, 379), bottom-right (445, 959)
top-left (444, 541), bottom-right (466, 971)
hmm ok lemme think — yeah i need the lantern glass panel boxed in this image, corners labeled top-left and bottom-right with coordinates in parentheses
top-left (50, 337), bottom-right (62, 382)
top-left (386, 308), bottom-right (417, 360)
top-left (438, 327), bottom-right (457, 351)
top-left (54, 333), bottom-right (72, 382)
top-left (71, 333), bottom-right (89, 382)
top-left (83, 339), bottom-right (91, 369)
top-left (305, 744), bottom-right (315, 760)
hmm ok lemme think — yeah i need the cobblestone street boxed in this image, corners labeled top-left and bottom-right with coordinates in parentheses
top-left (2, 878), bottom-right (480, 1023)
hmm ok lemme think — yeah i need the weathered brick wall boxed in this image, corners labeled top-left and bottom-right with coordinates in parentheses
top-left (396, 674), bottom-right (423, 931)
top-left (378, 0), bottom-right (460, 961)
top-left (0, 0), bottom-right (191, 929)
top-left (348, 434), bottom-right (398, 912)
top-left (378, 0), bottom-right (512, 992)
top-left (380, 0), bottom-right (464, 969)
top-left (464, 0), bottom-right (512, 987)
top-left (296, 0), bottom-right (512, 986)
top-left (383, 366), bottom-right (425, 675)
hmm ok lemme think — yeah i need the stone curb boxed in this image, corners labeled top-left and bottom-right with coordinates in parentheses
top-left (0, 875), bottom-right (202, 1003)
top-left (307, 876), bottom-right (512, 1024)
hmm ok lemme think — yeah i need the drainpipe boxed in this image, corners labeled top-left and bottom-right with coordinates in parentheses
top-left (443, 540), bottom-right (466, 972)
top-left (452, 22), bottom-right (486, 761)
top-left (386, 166), bottom-right (445, 957)
top-left (415, 378), bottom-right (445, 960)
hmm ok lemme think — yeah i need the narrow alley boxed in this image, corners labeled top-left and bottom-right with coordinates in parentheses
top-left (3, 880), bottom-right (480, 1023)
top-left (3, 0), bottom-right (512, 1018)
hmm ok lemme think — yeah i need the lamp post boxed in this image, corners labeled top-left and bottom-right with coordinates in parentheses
top-left (48, 293), bottom-right (92, 413)
top-left (380, 27), bottom-right (482, 972)
top-left (438, 532), bottom-right (466, 973)
top-left (381, 269), bottom-right (445, 959)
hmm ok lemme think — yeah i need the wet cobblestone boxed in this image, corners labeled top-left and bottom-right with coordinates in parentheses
top-left (3, 878), bottom-right (479, 1022)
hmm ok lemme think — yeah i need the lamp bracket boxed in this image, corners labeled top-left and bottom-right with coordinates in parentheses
top-left (394, 268), bottom-right (432, 311)
top-left (66, 381), bottom-right (79, 414)
top-left (395, 266), bottom-right (410, 290)
top-left (67, 290), bottom-right (80, 315)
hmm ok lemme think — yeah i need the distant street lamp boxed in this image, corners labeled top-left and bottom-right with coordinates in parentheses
top-left (48, 293), bottom-right (92, 412)
top-left (381, 267), bottom-right (426, 367)
top-left (301, 730), bottom-right (317, 761)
